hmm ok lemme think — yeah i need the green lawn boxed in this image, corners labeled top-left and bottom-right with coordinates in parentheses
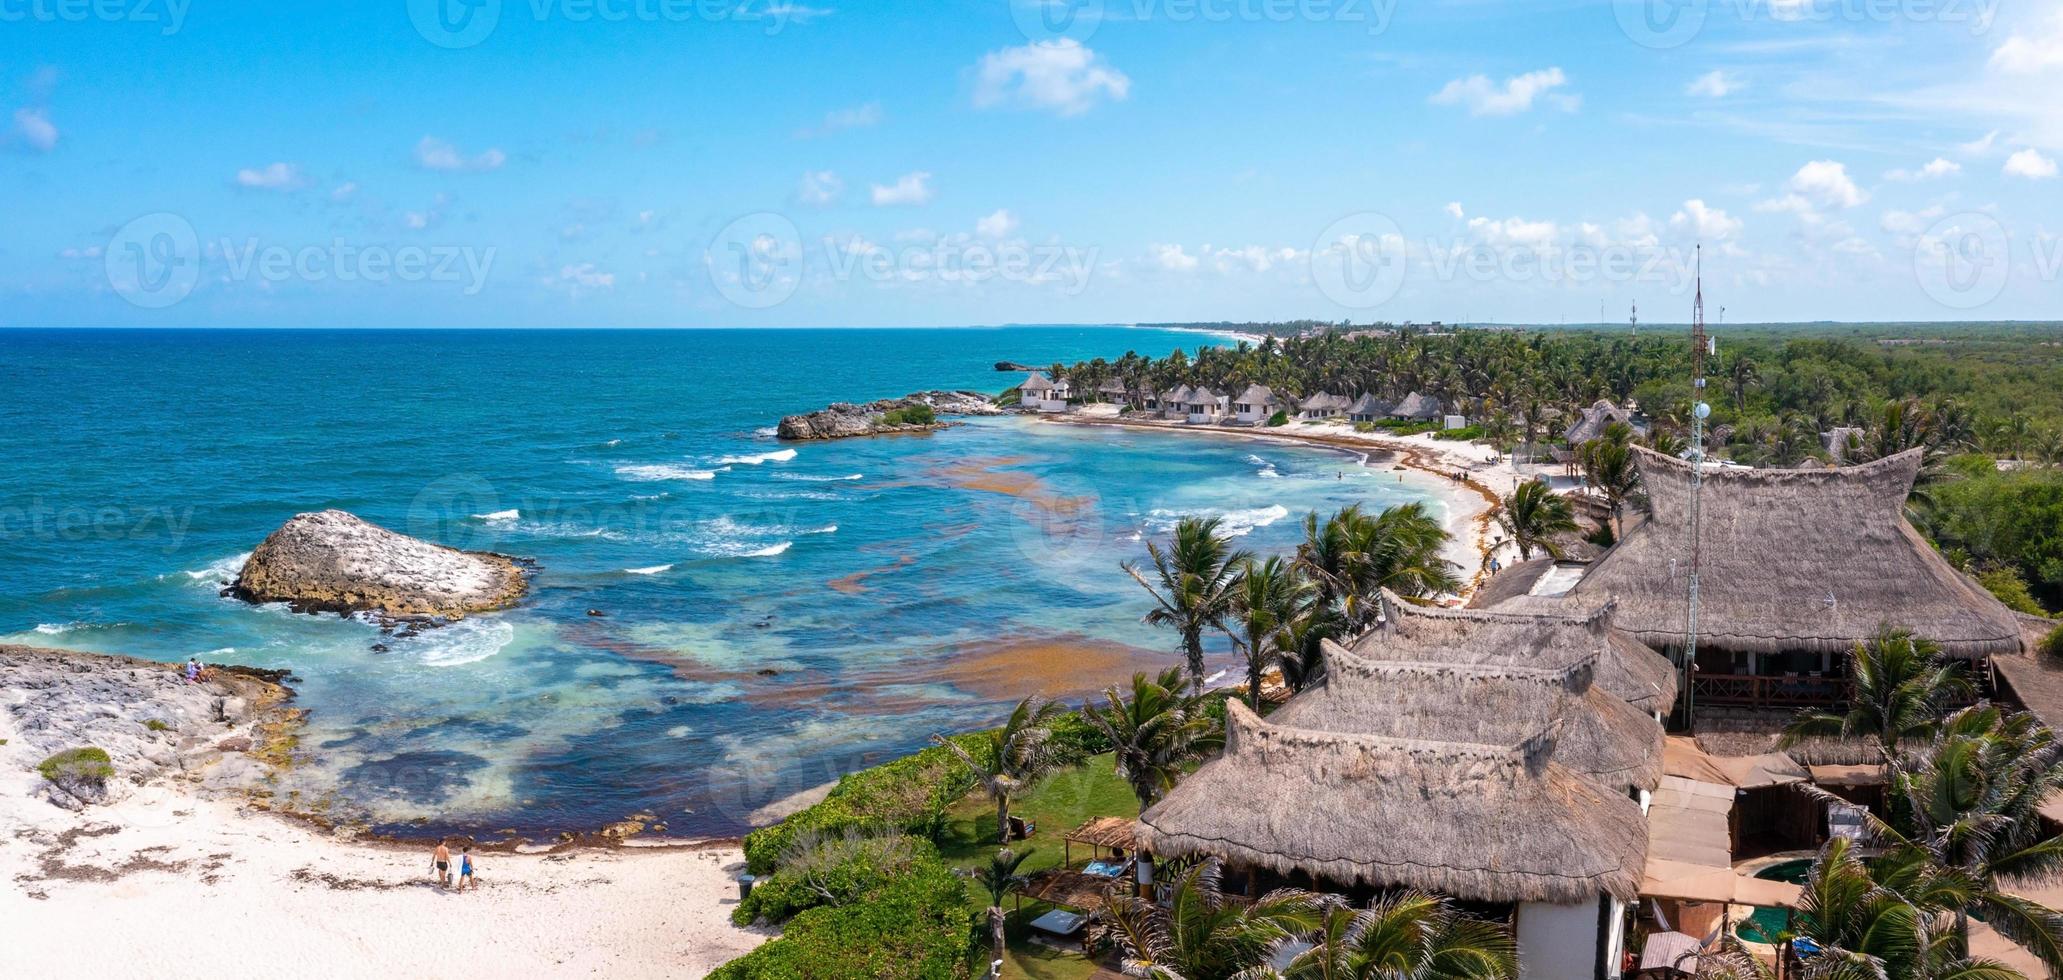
top-left (939, 752), bottom-right (1138, 979)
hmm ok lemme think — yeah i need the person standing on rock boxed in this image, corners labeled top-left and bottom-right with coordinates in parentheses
top-left (432, 840), bottom-right (451, 888)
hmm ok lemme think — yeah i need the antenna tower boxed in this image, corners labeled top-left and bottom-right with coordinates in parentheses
top-left (1682, 245), bottom-right (1713, 728)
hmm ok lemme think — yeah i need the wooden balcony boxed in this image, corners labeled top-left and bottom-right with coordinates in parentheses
top-left (1691, 673), bottom-right (1851, 709)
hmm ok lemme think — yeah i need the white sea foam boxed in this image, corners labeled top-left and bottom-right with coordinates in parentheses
top-left (33, 622), bottom-right (78, 635)
top-left (1245, 454), bottom-right (1282, 479)
top-left (472, 509), bottom-right (520, 522)
top-left (413, 619), bottom-right (515, 667)
top-left (180, 552), bottom-right (251, 585)
top-left (615, 464), bottom-right (726, 482)
top-left (1144, 504), bottom-right (1290, 538)
top-left (716, 448), bottom-right (798, 466)
top-left (742, 541), bottom-right (792, 557)
top-left (624, 564), bottom-right (673, 575)
top-left (604, 438), bottom-right (622, 447)
top-left (753, 426), bottom-right (780, 439)
top-left (772, 471), bottom-right (862, 482)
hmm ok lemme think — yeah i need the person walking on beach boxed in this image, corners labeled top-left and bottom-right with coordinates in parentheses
top-left (456, 846), bottom-right (475, 892)
top-left (432, 840), bottom-right (451, 888)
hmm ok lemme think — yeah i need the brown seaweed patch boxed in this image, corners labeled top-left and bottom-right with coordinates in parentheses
top-left (927, 634), bottom-right (1169, 701)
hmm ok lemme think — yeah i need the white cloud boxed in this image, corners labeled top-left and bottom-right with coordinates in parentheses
top-left (796, 102), bottom-right (882, 139)
top-left (415, 136), bottom-right (506, 173)
top-left (870, 171), bottom-right (934, 207)
top-left (556, 263), bottom-right (615, 290)
top-left (329, 181), bottom-right (359, 202)
top-left (1150, 243), bottom-right (1199, 272)
top-left (1959, 130), bottom-right (2003, 157)
top-left (235, 162), bottom-right (306, 191)
top-left (1686, 71), bottom-right (1740, 99)
top-left (2005, 147), bottom-right (2060, 179)
top-left (975, 208), bottom-right (1018, 239)
top-left (972, 39), bottom-right (1131, 117)
top-left (1430, 67), bottom-right (1578, 117)
top-left (1444, 202), bottom-right (1465, 219)
top-left (13, 108), bottom-right (57, 152)
top-left (796, 169), bottom-right (844, 206)
top-left (1885, 158), bottom-right (1960, 181)
top-left (1669, 199), bottom-right (1743, 240)
top-left (1990, 11), bottom-right (2063, 74)
top-left (1881, 205), bottom-right (1946, 236)
top-left (1466, 215), bottom-right (1560, 248)
top-left (1785, 160), bottom-right (1868, 209)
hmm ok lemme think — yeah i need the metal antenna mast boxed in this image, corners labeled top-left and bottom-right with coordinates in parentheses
top-left (1682, 245), bottom-right (1712, 729)
top-left (1630, 300), bottom-right (1639, 338)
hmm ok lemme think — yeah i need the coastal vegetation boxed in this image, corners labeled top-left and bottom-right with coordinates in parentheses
top-left (1050, 324), bottom-right (2063, 614)
top-left (1492, 478), bottom-right (1579, 561)
top-left (932, 695), bottom-right (1070, 845)
top-left (36, 746), bottom-right (114, 786)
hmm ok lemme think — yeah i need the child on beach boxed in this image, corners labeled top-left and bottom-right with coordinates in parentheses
top-left (457, 846), bottom-right (475, 892)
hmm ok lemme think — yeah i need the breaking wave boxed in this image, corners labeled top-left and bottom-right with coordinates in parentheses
top-left (616, 464), bottom-right (726, 482)
top-left (1143, 504), bottom-right (1291, 538)
top-left (716, 448), bottom-right (798, 466)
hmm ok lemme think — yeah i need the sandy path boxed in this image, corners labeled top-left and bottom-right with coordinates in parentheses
top-left (1, 782), bottom-right (770, 979)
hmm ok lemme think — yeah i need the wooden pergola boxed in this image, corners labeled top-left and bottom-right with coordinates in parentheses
top-left (1061, 817), bottom-right (1138, 868)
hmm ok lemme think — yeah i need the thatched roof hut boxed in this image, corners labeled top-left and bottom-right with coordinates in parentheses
top-left (1276, 643), bottom-right (1663, 791)
top-left (1354, 591), bottom-right (1679, 712)
top-left (1347, 393), bottom-right (1391, 419)
top-left (1021, 371), bottom-right (1058, 393)
top-left (1137, 701), bottom-right (1650, 903)
top-left (1565, 398), bottom-right (1635, 446)
top-left (1390, 391), bottom-right (1441, 421)
top-left (1541, 448), bottom-right (2020, 658)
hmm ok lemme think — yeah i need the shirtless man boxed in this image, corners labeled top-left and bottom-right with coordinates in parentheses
top-left (432, 840), bottom-right (451, 887)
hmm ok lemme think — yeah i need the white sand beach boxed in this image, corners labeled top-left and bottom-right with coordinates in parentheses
top-left (1, 649), bottom-right (768, 980)
top-left (1044, 411), bottom-right (1568, 598)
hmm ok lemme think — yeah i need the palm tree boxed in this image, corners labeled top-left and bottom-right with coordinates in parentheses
top-left (1277, 893), bottom-right (1519, 980)
top-left (1789, 836), bottom-right (2023, 980)
top-left (973, 847), bottom-right (1034, 973)
top-left (1126, 516), bottom-right (1252, 693)
top-left (1296, 504), bottom-right (1458, 631)
top-left (1230, 556), bottom-right (1312, 709)
top-left (933, 695), bottom-right (1068, 844)
top-left (1081, 667), bottom-right (1221, 814)
top-left (1726, 352), bottom-right (1760, 413)
top-left (1275, 600), bottom-right (1346, 694)
top-left (1492, 479), bottom-right (1579, 561)
top-left (1102, 859), bottom-right (1326, 980)
top-left (1782, 627), bottom-right (1971, 756)
top-left (1579, 424), bottom-right (1640, 538)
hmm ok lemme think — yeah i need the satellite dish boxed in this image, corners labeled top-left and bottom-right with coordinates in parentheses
top-left (1693, 402), bottom-right (1711, 420)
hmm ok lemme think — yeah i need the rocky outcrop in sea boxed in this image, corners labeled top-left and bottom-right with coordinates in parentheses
top-left (0, 645), bottom-right (297, 811)
top-left (776, 390), bottom-right (1004, 441)
top-left (229, 509), bottom-right (527, 619)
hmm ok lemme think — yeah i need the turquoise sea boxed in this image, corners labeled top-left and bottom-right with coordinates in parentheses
top-left (0, 327), bottom-right (1439, 838)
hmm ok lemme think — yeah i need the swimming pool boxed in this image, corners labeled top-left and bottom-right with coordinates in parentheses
top-left (1735, 859), bottom-right (1813, 943)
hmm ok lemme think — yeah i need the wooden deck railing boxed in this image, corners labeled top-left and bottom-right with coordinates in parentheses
top-left (1691, 673), bottom-right (1851, 708)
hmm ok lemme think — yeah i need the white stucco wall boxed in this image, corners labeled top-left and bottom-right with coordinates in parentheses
top-left (1516, 900), bottom-right (1603, 980)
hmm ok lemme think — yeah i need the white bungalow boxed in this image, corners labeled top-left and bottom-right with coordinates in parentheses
top-left (1019, 372), bottom-right (1069, 413)
top-left (1095, 378), bottom-right (1130, 407)
top-left (1231, 384), bottom-right (1284, 425)
top-left (1161, 385), bottom-right (1194, 420)
top-left (1185, 386), bottom-right (1227, 425)
top-left (1297, 392), bottom-right (1351, 420)
top-left (1347, 393), bottom-right (1390, 423)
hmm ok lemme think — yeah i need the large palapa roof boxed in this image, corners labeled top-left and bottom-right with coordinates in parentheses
top-left (1138, 701), bottom-right (1650, 904)
top-left (1276, 642), bottom-right (1663, 791)
top-left (1354, 590), bottom-right (1679, 711)
top-left (1551, 447), bottom-right (2019, 657)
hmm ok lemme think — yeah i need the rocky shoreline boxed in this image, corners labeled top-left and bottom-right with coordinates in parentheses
top-left (230, 509), bottom-right (528, 620)
top-left (775, 389), bottom-right (1004, 441)
top-left (0, 644), bottom-right (301, 812)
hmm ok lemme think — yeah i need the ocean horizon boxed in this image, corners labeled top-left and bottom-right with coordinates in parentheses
top-left (0, 326), bottom-right (1440, 838)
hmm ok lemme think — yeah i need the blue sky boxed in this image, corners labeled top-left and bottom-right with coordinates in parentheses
top-left (3, 0), bottom-right (2060, 326)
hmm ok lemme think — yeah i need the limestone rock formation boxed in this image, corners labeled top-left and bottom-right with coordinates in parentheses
top-left (230, 510), bottom-right (526, 619)
top-left (776, 390), bottom-right (1003, 441)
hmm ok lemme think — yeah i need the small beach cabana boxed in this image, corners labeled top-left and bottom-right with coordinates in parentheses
top-left (1347, 392), bottom-right (1390, 423)
top-left (1231, 384), bottom-right (1282, 425)
top-left (1185, 386), bottom-right (1226, 425)
top-left (1160, 384), bottom-right (1193, 420)
top-left (1095, 378), bottom-right (1130, 407)
top-left (1389, 391), bottom-right (1441, 421)
top-left (1020, 371), bottom-right (1068, 413)
top-left (1296, 392), bottom-right (1349, 419)
top-left (1498, 448), bottom-right (2022, 711)
top-left (1563, 398), bottom-right (1641, 449)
